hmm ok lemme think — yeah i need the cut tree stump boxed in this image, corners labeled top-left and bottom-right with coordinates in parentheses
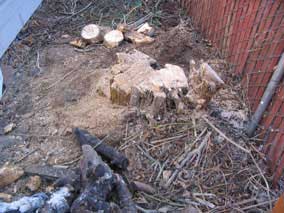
top-left (108, 51), bottom-right (224, 118)
top-left (188, 60), bottom-right (225, 109)
top-left (110, 50), bottom-right (188, 118)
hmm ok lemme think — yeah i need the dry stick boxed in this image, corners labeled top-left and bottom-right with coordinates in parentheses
top-left (181, 128), bottom-right (208, 157)
top-left (136, 205), bottom-right (158, 213)
top-left (67, 2), bottom-right (94, 19)
top-left (240, 198), bottom-right (277, 211)
top-left (45, 69), bottom-right (77, 91)
top-left (201, 116), bottom-right (272, 211)
top-left (150, 133), bottom-right (188, 144)
top-left (171, 128), bottom-right (208, 166)
top-left (129, 13), bottom-right (153, 29)
top-left (165, 132), bottom-right (212, 188)
top-left (201, 116), bottom-right (249, 153)
top-left (15, 148), bottom-right (39, 164)
top-left (249, 152), bottom-right (273, 211)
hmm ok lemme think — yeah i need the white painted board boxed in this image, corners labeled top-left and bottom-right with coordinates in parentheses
top-left (0, 0), bottom-right (42, 98)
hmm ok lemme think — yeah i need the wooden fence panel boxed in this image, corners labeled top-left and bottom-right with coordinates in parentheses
top-left (181, 0), bottom-right (284, 184)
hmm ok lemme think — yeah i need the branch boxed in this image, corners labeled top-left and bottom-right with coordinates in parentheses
top-left (165, 132), bottom-right (211, 188)
top-left (74, 128), bottom-right (129, 170)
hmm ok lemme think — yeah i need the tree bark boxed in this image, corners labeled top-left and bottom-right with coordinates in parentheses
top-left (74, 128), bottom-right (129, 170)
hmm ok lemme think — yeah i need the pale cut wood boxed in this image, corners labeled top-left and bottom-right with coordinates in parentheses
top-left (187, 60), bottom-right (224, 109)
top-left (104, 30), bottom-right (124, 48)
top-left (137, 22), bottom-right (154, 36)
top-left (125, 31), bottom-right (154, 46)
top-left (81, 24), bottom-right (102, 44)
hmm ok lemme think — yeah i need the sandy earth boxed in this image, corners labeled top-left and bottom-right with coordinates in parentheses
top-left (0, 1), bottom-right (279, 212)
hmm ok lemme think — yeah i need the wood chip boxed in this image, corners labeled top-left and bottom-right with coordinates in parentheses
top-left (4, 123), bottom-right (16, 134)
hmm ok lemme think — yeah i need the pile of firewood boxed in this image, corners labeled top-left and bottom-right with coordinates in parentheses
top-left (0, 128), bottom-right (137, 213)
top-left (70, 16), bottom-right (155, 49)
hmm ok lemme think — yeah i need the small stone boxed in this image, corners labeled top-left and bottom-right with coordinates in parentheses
top-left (4, 123), bottom-right (16, 134)
top-left (0, 164), bottom-right (24, 187)
top-left (0, 193), bottom-right (12, 202)
top-left (64, 127), bottom-right (73, 136)
top-left (26, 176), bottom-right (41, 192)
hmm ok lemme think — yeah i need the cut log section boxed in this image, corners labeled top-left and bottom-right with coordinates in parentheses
top-left (40, 187), bottom-right (73, 213)
top-left (104, 30), bottom-right (124, 48)
top-left (81, 24), bottom-right (103, 44)
top-left (0, 193), bottom-right (48, 213)
top-left (74, 128), bottom-right (129, 170)
top-left (125, 31), bottom-right (154, 46)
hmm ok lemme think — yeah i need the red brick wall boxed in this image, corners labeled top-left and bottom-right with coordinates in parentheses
top-left (181, 0), bottom-right (284, 184)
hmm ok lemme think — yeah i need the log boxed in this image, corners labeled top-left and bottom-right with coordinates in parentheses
top-left (0, 193), bottom-right (48, 213)
top-left (74, 128), bottom-right (129, 170)
top-left (70, 145), bottom-right (118, 213)
top-left (103, 30), bottom-right (124, 48)
top-left (40, 187), bottom-right (74, 213)
top-left (81, 24), bottom-right (102, 44)
top-left (131, 181), bottom-right (156, 194)
top-left (115, 174), bottom-right (137, 213)
top-left (24, 165), bottom-right (78, 180)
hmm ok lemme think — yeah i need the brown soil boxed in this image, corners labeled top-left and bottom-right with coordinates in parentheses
top-left (0, 0), bottom-right (279, 212)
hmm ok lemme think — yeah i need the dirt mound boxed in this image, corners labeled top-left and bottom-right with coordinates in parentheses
top-left (138, 22), bottom-right (216, 72)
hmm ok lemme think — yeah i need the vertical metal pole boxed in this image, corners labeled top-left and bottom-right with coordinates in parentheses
top-left (0, 67), bottom-right (3, 99)
top-left (247, 53), bottom-right (284, 137)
